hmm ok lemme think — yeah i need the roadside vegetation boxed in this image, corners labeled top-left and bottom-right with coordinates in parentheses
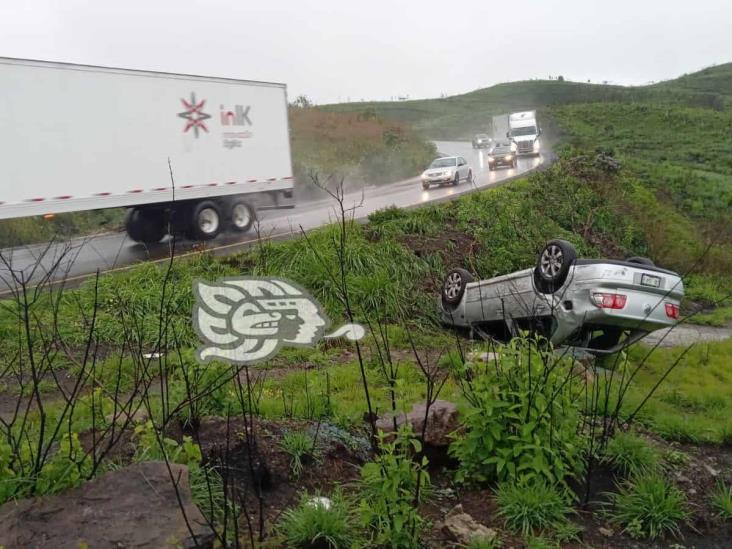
top-left (1, 63), bottom-right (731, 547)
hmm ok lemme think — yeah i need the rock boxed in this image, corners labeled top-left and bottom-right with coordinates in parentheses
top-left (375, 400), bottom-right (460, 447)
top-left (599, 526), bottom-right (614, 537)
top-left (0, 461), bottom-right (214, 549)
top-left (704, 463), bottom-right (720, 477)
top-left (440, 504), bottom-right (497, 545)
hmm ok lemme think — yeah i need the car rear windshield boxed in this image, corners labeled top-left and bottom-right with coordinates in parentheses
top-left (429, 158), bottom-right (457, 168)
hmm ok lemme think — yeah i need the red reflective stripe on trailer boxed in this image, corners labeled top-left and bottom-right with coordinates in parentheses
top-left (55, 196), bottom-right (73, 200)
top-left (95, 192), bottom-right (111, 196)
top-left (28, 198), bottom-right (45, 202)
top-left (226, 181), bottom-right (236, 185)
top-left (267, 178), bottom-right (277, 181)
top-left (153, 187), bottom-right (168, 191)
top-left (247, 179), bottom-right (257, 183)
top-left (128, 189), bottom-right (143, 193)
top-left (208, 183), bottom-right (218, 187)
top-left (283, 176), bottom-right (294, 180)
top-left (181, 185), bottom-right (194, 189)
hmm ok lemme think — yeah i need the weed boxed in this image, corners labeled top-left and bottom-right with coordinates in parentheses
top-left (464, 535), bottom-right (502, 549)
top-left (662, 449), bottom-right (691, 468)
top-left (606, 474), bottom-right (689, 540)
top-left (280, 430), bottom-right (319, 478)
top-left (279, 490), bottom-right (359, 549)
top-left (711, 481), bottom-right (732, 520)
top-left (495, 479), bottom-right (575, 537)
top-left (358, 426), bottom-right (429, 548)
top-left (603, 431), bottom-right (660, 477)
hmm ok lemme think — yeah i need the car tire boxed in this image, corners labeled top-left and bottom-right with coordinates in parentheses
top-left (229, 200), bottom-right (255, 233)
top-left (626, 256), bottom-right (655, 266)
top-left (191, 200), bottom-right (222, 240)
top-left (422, 182), bottom-right (430, 190)
top-left (453, 174), bottom-right (460, 186)
top-left (513, 159), bottom-right (517, 168)
top-left (534, 239), bottom-right (577, 294)
top-left (442, 268), bottom-right (473, 309)
top-left (466, 170), bottom-right (473, 184)
top-left (125, 208), bottom-right (166, 244)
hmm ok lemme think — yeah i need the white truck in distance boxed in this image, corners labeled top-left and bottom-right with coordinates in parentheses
top-left (0, 57), bottom-right (295, 244)
top-left (508, 111), bottom-right (542, 156)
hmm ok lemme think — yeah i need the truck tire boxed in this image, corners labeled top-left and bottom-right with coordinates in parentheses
top-left (534, 239), bottom-right (577, 294)
top-left (191, 201), bottom-right (222, 240)
top-left (229, 200), bottom-right (255, 233)
top-left (125, 208), bottom-right (166, 244)
top-left (626, 256), bottom-right (655, 266)
top-left (442, 268), bottom-right (473, 309)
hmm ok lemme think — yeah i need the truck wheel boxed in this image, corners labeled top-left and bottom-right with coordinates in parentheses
top-left (229, 200), bottom-right (255, 233)
top-left (442, 268), bottom-right (473, 309)
top-left (626, 256), bottom-right (655, 266)
top-left (534, 239), bottom-right (577, 294)
top-left (125, 208), bottom-right (166, 244)
top-left (191, 201), bottom-right (222, 240)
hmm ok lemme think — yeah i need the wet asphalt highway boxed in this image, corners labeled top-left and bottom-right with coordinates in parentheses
top-left (0, 141), bottom-right (545, 294)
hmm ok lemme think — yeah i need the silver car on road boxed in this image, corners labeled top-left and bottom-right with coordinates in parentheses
top-left (440, 240), bottom-right (684, 354)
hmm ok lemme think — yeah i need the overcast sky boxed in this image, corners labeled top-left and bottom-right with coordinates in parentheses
top-left (2, 1), bottom-right (730, 104)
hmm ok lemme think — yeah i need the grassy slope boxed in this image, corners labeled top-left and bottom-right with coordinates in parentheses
top-left (325, 65), bottom-right (729, 139)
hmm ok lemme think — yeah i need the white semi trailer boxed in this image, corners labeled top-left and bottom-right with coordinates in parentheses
top-left (508, 111), bottom-right (542, 156)
top-left (0, 57), bottom-right (295, 243)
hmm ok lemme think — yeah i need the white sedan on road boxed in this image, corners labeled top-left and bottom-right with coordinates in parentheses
top-left (421, 156), bottom-right (473, 190)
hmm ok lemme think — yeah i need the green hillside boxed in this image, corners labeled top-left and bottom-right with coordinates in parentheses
top-left (325, 64), bottom-right (730, 138)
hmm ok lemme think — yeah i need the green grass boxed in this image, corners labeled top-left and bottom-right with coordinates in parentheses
top-left (621, 339), bottom-right (732, 443)
top-left (711, 481), bottom-right (732, 521)
top-left (603, 431), bottom-right (660, 477)
top-left (495, 480), bottom-right (575, 537)
top-left (278, 490), bottom-right (359, 549)
top-left (607, 474), bottom-right (690, 540)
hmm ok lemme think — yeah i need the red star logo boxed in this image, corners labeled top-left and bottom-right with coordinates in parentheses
top-left (178, 92), bottom-right (211, 137)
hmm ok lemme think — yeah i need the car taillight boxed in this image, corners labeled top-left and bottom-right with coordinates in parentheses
top-left (591, 292), bottom-right (627, 309)
top-left (665, 303), bottom-right (680, 319)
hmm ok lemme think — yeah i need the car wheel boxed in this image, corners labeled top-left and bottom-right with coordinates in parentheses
top-left (626, 256), bottom-right (655, 266)
top-left (453, 174), bottom-right (460, 186)
top-left (422, 182), bottom-right (430, 190)
top-left (513, 159), bottom-right (517, 168)
top-left (442, 268), bottom-right (473, 309)
top-left (191, 200), bottom-right (222, 240)
top-left (534, 239), bottom-right (577, 294)
top-left (229, 200), bottom-right (255, 233)
top-left (466, 170), bottom-right (473, 184)
top-left (125, 208), bottom-right (166, 244)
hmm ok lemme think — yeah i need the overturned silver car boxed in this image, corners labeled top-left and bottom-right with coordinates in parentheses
top-left (440, 240), bottom-right (684, 354)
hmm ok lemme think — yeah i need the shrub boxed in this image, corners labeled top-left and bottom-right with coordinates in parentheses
top-left (606, 475), bottom-right (689, 539)
top-left (495, 479), bottom-right (575, 537)
top-left (711, 481), bottom-right (732, 520)
top-left (280, 430), bottom-right (319, 477)
top-left (279, 490), bottom-right (358, 549)
top-left (465, 535), bottom-right (502, 548)
top-left (603, 431), bottom-right (660, 477)
top-left (450, 338), bottom-right (585, 492)
top-left (358, 426), bottom-right (429, 548)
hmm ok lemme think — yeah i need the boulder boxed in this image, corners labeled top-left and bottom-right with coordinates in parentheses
top-left (0, 461), bottom-right (214, 549)
top-left (440, 504), bottom-right (497, 545)
top-left (375, 399), bottom-right (460, 447)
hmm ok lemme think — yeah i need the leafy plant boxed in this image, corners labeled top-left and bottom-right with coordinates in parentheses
top-left (606, 475), bottom-right (689, 539)
top-left (358, 426), bottom-right (430, 548)
top-left (464, 535), bottom-right (502, 549)
top-left (450, 338), bottom-right (585, 492)
top-left (603, 431), bottom-right (660, 477)
top-left (711, 481), bottom-right (732, 520)
top-left (280, 430), bottom-right (319, 477)
top-left (279, 490), bottom-right (359, 549)
top-left (495, 479), bottom-right (575, 537)
top-left (133, 420), bottom-right (202, 468)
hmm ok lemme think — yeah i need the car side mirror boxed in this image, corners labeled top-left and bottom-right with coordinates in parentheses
top-left (506, 132), bottom-right (510, 138)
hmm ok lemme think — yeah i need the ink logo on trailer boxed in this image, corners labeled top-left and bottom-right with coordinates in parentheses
top-left (192, 277), bottom-right (365, 365)
top-left (178, 92), bottom-right (211, 138)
